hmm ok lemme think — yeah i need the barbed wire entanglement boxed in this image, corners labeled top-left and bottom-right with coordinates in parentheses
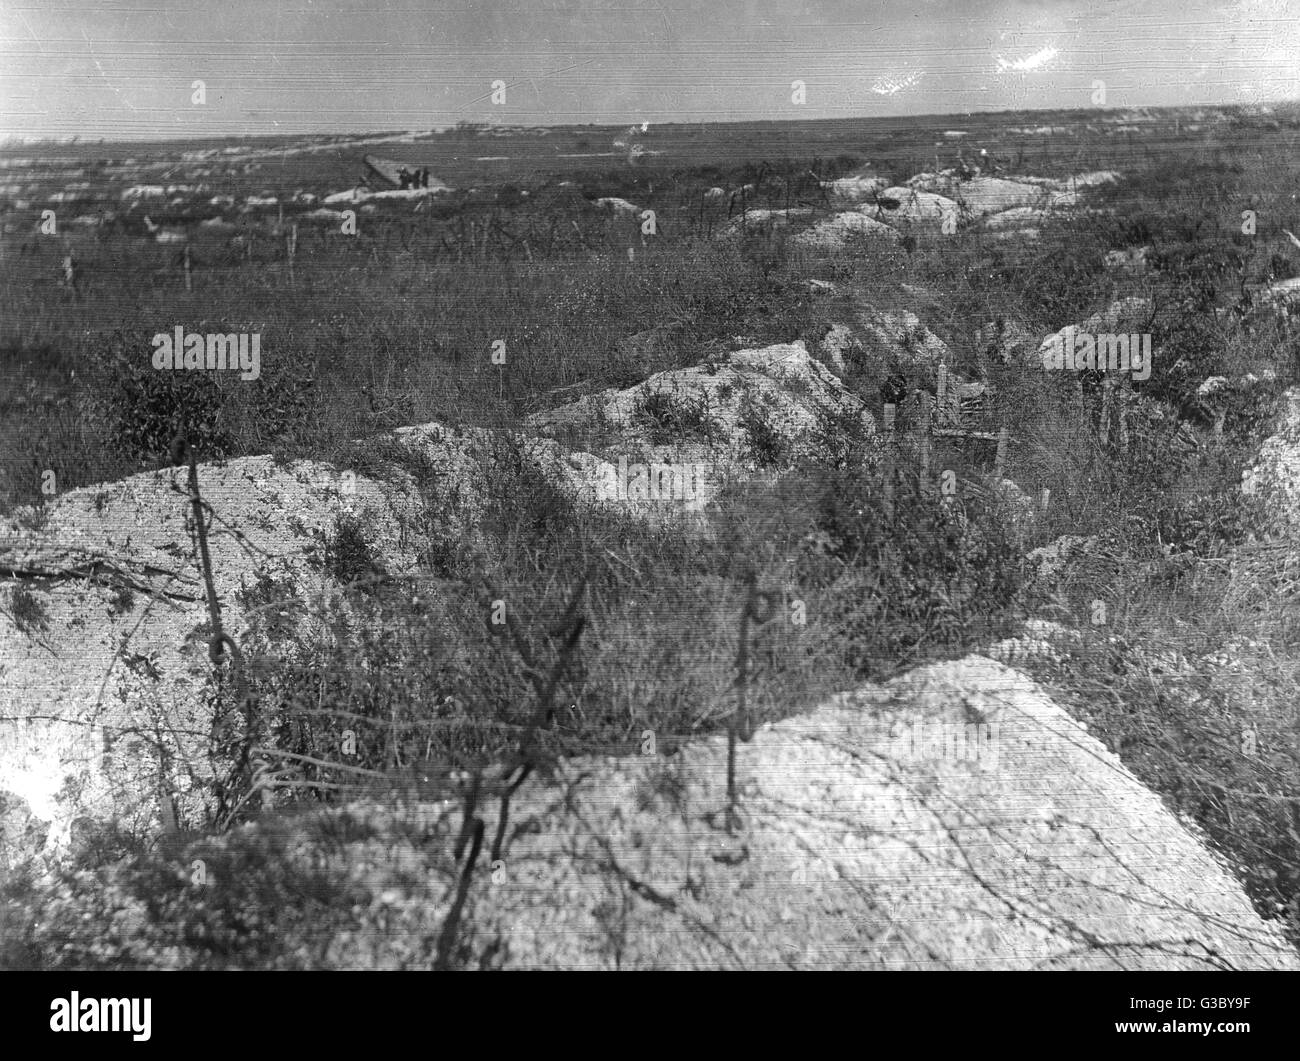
top-left (5, 99), bottom-right (1300, 974)
top-left (168, 428), bottom-right (259, 827)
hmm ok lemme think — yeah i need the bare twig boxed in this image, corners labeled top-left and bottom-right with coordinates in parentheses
top-left (726, 570), bottom-right (776, 832)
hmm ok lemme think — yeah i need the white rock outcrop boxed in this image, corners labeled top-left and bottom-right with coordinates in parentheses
top-left (822, 174), bottom-right (888, 202)
top-left (790, 211), bottom-right (902, 250)
top-left (0, 423), bottom-right (721, 856)
top-left (818, 323), bottom-right (858, 375)
top-left (15, 658), bottom-right (1293, 969)
top-left (1035, 298), bottom-right (1155, 369)
top-left (717, 208), bottom-right (814, 238)
top-left (909, 175), bottom-right (1050, 218)
top-left (594, 197), bottom-right (641, 215)
top-left (855, 308), bottom-right (952, 373)
top-left (875, 186), bottom-right (961, 226)
top-left (1241, 387), bottom-right (1300, 535)
top-left (528, 340), bottom-right (876, 470)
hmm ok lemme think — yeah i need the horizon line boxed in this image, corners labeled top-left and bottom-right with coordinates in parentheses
top-left (4, 98), bottom-right (1297, 149)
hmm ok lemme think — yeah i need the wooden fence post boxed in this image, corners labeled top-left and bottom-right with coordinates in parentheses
top-left (882, 402), bottom-right (896, 517)
top-left (918, 393), bottom-right (933, 496)
top-left (1119, 377), bottom-right (1131, 446)
top-left (1100, 377), bottom-right (1115, 446)
top-left (182, 242), bottom-right (192, 291)
top-left (285, 224), bottom-right (297, 283)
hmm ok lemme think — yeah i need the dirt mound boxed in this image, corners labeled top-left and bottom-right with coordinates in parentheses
top-left (1241, 387), bottom-right (1300, 535)
top-left (790, 211), bottom-right (902, 250)
top-left (11, 658), bottom-right (1293, 969)
top-left (0, 425), bottom-right (685, 856)
top-left (876, 187), bottom-right (960, 226)
top-left (526, 340), bottom-right (876, 469)
top-left (822, 174), bottom-right (889, 203)
top-left (854, 307), bottom-right (952, 374)
top-left (2, 338), bottom-right (885, 861)
top-left (716, 208), bottom-right (814, 238)
top-left (909, 175), bottom-right (1050, 218)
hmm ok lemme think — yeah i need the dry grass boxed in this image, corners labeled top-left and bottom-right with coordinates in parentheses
top-left (7, 113), bottom-right (1300, 966)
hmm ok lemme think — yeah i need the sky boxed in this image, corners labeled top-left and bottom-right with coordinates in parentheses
top-left (1, 0), bottom-right (1298, 140)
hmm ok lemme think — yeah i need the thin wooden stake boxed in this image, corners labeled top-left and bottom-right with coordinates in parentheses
top-left (285, 224), bottom-right (297, 283)
top-left (918, 393), bottom-right (932, 496)
top-left (882, 403), bottom-right (896, 519)
top-left (937, 363), bottom-right (952, 426)
top-left (1100, 378), bottom-right (1114, 445)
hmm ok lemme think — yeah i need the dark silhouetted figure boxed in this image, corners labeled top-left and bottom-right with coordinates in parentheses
top-left (881, 372), bottom-right (908, 406)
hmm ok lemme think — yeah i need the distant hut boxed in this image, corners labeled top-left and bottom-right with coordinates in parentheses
top-left (363, 155), bottom-right (449, 192)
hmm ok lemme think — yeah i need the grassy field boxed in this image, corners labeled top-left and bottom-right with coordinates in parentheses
top-left (5, 102), bottom-right (1300, 961)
